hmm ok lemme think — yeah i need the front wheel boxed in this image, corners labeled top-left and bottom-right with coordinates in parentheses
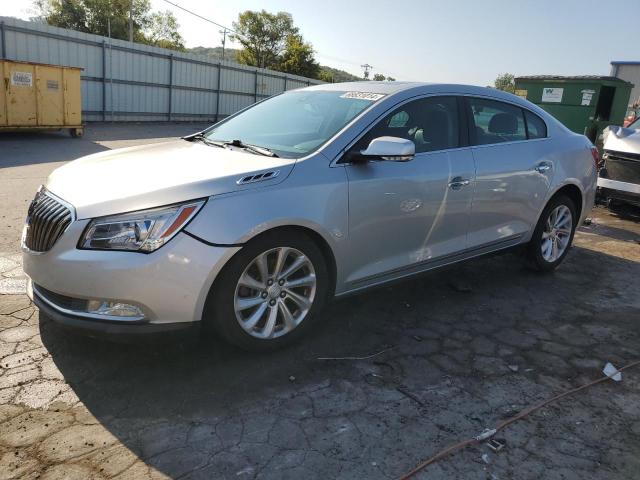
top-left (204, 231), bottom-right (328, 351)
top-left (526, 195), bottom-right (577, 272)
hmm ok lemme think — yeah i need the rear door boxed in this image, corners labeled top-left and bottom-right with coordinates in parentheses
top-left (343, 96), bottom-right (475, 286)
top-left (465, 97), bottom-right (553, 248)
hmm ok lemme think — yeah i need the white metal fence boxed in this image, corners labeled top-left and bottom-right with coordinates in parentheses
top-left (0, 16), bottom-right (322, 122)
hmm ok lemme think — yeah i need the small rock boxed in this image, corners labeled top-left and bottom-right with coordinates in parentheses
top-left (412, 335), bottom-right (423, 342)
top-left (507, 365), bottom-right (519, 372)
top-left (288, 375), bottom-right (296, 382)
top-left (583, 218), bottom-right (593, 226)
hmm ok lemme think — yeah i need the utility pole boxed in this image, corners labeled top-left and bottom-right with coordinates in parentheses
top-left (220, 28), bottom-right (228, 61)
top-left (129, 0), bottom-right (133, 42)
top-left (361, 63), bottom-right (372, 80)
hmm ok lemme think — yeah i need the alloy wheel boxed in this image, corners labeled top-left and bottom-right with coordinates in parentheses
top-left (234, 247), bottom-right (317, 339)
top-left (541, 205), bottom-right (572, 262)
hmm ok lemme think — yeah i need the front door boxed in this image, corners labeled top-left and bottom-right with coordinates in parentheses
top-left (342, 96), bottom-right (475, 287)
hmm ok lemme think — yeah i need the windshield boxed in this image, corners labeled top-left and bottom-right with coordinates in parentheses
top-left (204, 90), bottom-right (381, 158)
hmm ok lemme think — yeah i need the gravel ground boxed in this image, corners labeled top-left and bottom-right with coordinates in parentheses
top-left (1, 124), bottom-right (640, 479)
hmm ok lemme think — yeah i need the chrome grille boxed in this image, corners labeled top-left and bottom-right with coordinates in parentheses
top-left (23, 190), bottom-right (73, 252)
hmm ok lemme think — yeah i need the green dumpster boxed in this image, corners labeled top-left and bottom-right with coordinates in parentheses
top-left (514, 76), bottom-right (633, 145)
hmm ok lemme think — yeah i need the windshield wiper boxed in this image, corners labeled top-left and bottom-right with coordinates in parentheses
top-left (188, 133), bottom-right (226, 148)
top-left (224, 139), bottom-right (279, 157)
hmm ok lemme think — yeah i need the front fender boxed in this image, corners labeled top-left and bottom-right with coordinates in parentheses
top-left (184, 157), bottom-right (350, 287)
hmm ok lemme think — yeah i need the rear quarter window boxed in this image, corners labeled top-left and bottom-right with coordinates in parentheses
top-left (524, 110), bottom-right (547, 139)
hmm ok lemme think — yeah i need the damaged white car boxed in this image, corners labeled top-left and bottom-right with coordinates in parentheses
top-left (598, 119), bottom-right (640, 207)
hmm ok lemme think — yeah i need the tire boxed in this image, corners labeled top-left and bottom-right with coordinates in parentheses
top-left (526, 195), bottom-right (577, 272)
top-left (203, 230), bottom-right (329, 351)
top-left (69, 128), bottom-right (83, 138)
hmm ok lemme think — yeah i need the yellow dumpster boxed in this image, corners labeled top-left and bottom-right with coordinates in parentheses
top-left (0, 60), bottom-right (83, 137)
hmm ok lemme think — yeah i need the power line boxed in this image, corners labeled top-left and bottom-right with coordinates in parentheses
top-left (161, 0), bottom-right (237, 33)
top-left (160, 0), bottom-right (389, 78)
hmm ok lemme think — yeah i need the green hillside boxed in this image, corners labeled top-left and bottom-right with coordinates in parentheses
top-left (186, 46), bottom-right (361, 83)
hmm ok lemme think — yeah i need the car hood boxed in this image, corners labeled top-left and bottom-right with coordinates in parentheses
top-left (46, 140), bottom-right (295, 219)
top-left (603, 125), bottom-right (640, 154)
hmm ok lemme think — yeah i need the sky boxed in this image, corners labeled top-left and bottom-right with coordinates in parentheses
top-left (3, 0), bottom-right (640, 85)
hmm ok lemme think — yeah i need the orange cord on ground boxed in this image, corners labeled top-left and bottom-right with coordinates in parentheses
top-left (398, 359), bottom-right (640, 480)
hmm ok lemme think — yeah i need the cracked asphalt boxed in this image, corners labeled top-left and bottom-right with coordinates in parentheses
top-left (2, 125), bottom-right (640, 479)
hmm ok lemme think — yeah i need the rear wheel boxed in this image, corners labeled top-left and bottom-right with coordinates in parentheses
top-left (526, 195), bottom-right (577, 272)
top-left (204, 231), bottom-right (328, 351)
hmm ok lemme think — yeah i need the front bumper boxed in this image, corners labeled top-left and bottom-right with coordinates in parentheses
top-left (23, 219), bottom-right (241, 332)
top-left (31, 282), bottom-right (198, 334)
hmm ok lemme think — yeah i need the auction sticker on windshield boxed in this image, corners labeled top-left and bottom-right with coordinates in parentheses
top-left (340, 92), bottom-right (386, 101)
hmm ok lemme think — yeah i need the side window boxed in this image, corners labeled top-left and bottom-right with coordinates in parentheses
top-left (468, 98), bottom-right (526, 145)
top-left (354, 96), bottom-right (459, 154)
top-left (524, 110), bottom-right (547, 139)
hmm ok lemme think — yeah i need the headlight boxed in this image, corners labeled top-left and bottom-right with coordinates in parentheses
top-left (80, 199), bottom-right (206, 252)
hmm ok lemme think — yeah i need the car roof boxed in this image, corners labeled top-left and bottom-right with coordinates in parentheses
top-left (304, 81), bottom-right (428, 95)
top-left (302, 81), bottom-right (526, 102)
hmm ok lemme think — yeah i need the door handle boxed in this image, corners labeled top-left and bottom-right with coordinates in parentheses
top-left (534, 162), bottom-right (552, 173)
top-left (448, 177), bottom-right (470, 190)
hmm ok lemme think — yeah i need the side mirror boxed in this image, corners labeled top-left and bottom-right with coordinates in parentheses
top-left (357, 136), bottom-right (415, 162)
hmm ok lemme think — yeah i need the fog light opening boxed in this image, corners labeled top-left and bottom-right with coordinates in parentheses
top-left (86, 300), bottom-right (145, 318)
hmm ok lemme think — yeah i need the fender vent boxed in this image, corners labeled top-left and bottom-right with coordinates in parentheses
top-left (237, 170), bottom-right (280, 185)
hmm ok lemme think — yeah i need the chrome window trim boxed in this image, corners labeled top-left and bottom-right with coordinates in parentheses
top-left (469, 136), bottom-right (552, 150)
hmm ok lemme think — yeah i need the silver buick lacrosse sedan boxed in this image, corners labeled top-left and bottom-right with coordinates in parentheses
top-left (23, 82), bottom-right (597, 350)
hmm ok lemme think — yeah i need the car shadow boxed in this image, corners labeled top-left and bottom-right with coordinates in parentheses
top-left (0, 123), bottom-right (211, 169)
top-left (37, 243), bottom-right (640, 478)
top-left (0, 130), bottom-right (111, 168)
top-left (607, 203), bottom-right (640, 223)
top-left (580, 222), bottom-right (640, 243)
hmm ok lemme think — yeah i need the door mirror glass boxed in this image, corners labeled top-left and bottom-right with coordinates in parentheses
top-left (360, 136), bottom-right (415, 162)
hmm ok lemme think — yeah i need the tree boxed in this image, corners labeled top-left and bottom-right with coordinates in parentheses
top-left (32, 0), bottom-right (185, 51)
top-left (278, 34), bottom-right (319, 78)
top-left (232, 10), bottom-right (326, 79)
top-left (318, 70), bottom-right (334, 83)
top-left (147, 10), bottom-right (184, 50)
top-left (372, 73), bottom-right (395, 81)
top-left (494, 73), bottom-right (515, 93)
top-left (231, 10), bottom-right (298, 69)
